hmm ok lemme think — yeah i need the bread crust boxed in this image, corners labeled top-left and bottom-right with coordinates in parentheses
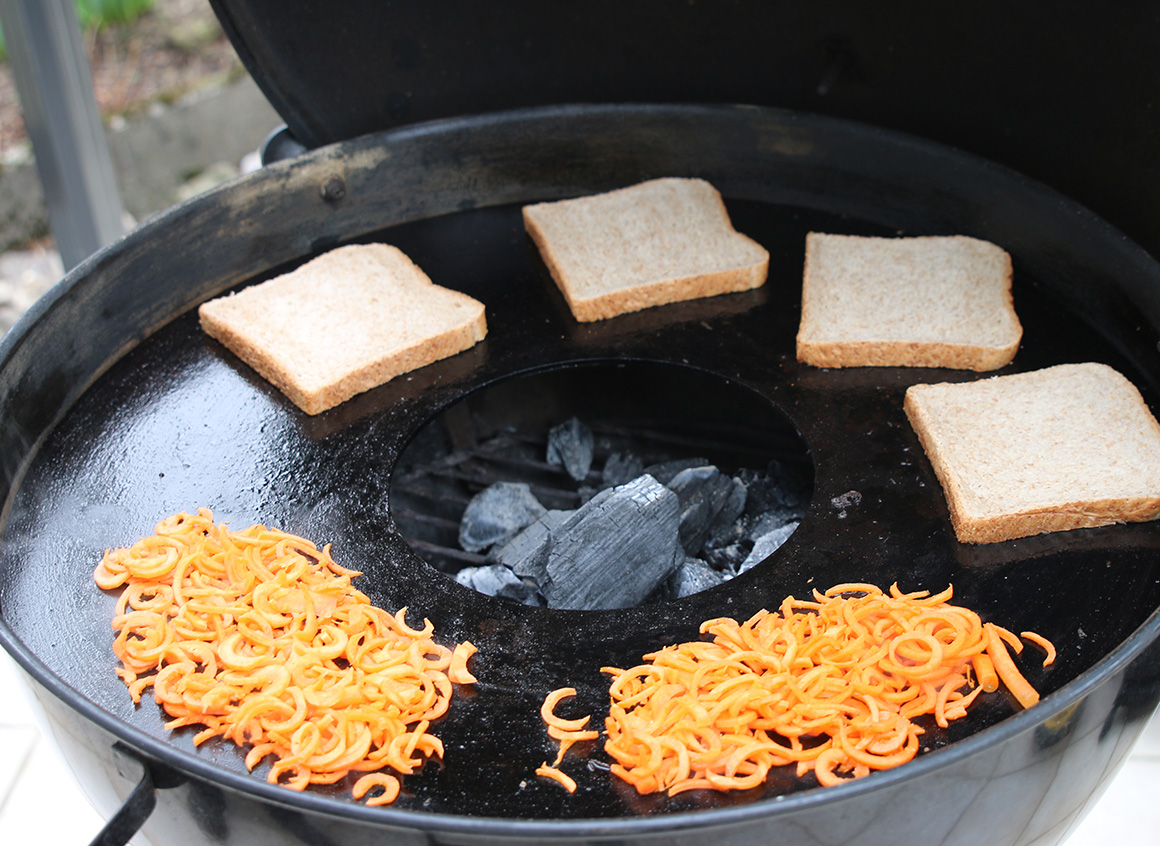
top-left (904, 363), bottom-right (1160, 543)
top-left (522, 178), bottom-right (769, 322)
top-left (799, 338), bottom-right (1021, 371)
top-left (798, 233), bottom-right (1021, 371)
top-left (199, 244), bottom-right (487, 415)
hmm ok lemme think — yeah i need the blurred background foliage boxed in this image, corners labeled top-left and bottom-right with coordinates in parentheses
top-left (0, 0), bottom-right (157, 60)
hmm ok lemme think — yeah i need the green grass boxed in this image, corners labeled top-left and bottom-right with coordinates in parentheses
top-left (76, 0), bottom-right (157, 29)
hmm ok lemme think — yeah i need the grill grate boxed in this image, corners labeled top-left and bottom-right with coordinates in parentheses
top-left (391, 418), bottom-right (805, 576)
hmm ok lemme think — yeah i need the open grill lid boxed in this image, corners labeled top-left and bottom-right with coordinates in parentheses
top-left (206, 1), bottom-right (1160, 259)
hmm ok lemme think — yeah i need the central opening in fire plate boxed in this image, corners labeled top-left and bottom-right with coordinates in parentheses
top-left (391, 361), bottom-right (813, 610)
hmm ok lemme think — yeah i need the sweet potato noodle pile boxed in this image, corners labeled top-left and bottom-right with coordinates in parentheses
top-left (94, 509), bottom-right (477, 806)
top-left (543, 583), bottom-right (1053, 796)
top-left (94, 510), bottom-right (1053, 806)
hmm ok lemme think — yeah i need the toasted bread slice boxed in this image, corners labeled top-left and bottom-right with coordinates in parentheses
top-left (797, 233), bottom-right (1021, 370)
top-left (522, 178), bottom-right (769, 322)
top-left (904, 363), bottom-right (1160, 543)
top-left (199, 243), bottom-right (487, 415)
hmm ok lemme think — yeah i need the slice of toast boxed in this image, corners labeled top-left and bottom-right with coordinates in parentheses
top-left (199, 243), bottom-right (487, 415)
top-left (522, 178), bottom-right (769, 322)
top-left (797, 233), bottom-right (1021, 370)
top-left (904, 362), bottom-right (1160, 543)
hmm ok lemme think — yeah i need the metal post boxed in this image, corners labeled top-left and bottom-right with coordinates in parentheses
top-left (0, 0), bottom-right (125, 270)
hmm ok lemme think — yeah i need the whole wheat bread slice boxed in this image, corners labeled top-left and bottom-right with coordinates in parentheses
top-left (199, 243), bottom-right (487, 415)
top-left (797, 233), bottom-right (1021, 370)
top-left (522, 178), bottom-right (769, 322)
top-left (904, 362), bottom-right (1160, 543)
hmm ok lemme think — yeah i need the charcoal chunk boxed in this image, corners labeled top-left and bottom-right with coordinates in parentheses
top-left (739, 521), bottom-right (800, 573)
top-left (455, 563), bottom-right (544, 605)
top-left (546, 417), bottom-right (594, 481)
top-left (487, 509), bottom-right (570, 584)
top-left (700, 481), bottom-right (751, 566)
top-left (713, 477), bottom-right (749, 536)
top-left (543, 474), bottom-right (684, 609)
top-left (644, 457), bottom-right (710, 486)
top-left (668, 556), bottom-right (727, 598)
top-left (602, 451), bottom-right (644, 488)
top-left (703, 540), bottom-right (748, 572)
top-left (746, 510), bottom-right (787, 542)
top-left (458, 481), bottom-right (548, 553)
top-left (666, 465), bottom-right (745, 555)
top-left (734, 467), bottom-right (805, 529)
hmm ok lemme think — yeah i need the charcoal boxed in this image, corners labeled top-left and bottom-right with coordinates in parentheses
top-left (487, 509), bottom-right (570, 584)
top-left (546, 417), bottom-right (594, 481)
top-left (668, 556), bottom-right (727, 598)
top-left (746, 510), bottom-right (789, 542)
top-left (644, 457), bottom-right (710, 486)
top-left (703, 541), bottom-right (748, 572)
top-left (738, 521), bottom-right (800, 573)
top-left (602, 451), bottom-right (644, 487)
top-left (666, 464), bottom-right (718, 498)
top-left (666, 465), bottom-right (742, 555)
top-left (701, 484), bottom-right (751, 560)
top-left (542, 474), bottom-right (684, 609)
top-left (699, 471), bottom-right (749, 550)
top-left (703, 506), bottom-right (767, 573)
top-left (735, 466), bottom-right (805, 530)
top-left (458, 481), bottom-right (548, 553)
top-left (715, 476), bottom-right (749, 532)
top-left (455, 563), bottom-right (544, 605)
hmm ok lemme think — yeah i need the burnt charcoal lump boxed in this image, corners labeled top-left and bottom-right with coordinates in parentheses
top-left (644, 457), bottom-right (710, 486)
top-left (440, 416), bottom-right (811, 606)
top-left (602, 451), bottom-right (644, 487)
top-left (542, 474), bottom-right (684, 609)
top-left (456, 563), bottom-right (544, 605)
top-left (487, 509), bottom-right (570, 585)
top-left (666, 465), bottom-right (747, 555)
top-left (739, 521), bottom-right (800, 573)
top-left (546, 417), bottom-right (594, 481)
top-left (668, 556), bottom-right (727, 599)
top-left (458, 481), bottom-right (548, 553)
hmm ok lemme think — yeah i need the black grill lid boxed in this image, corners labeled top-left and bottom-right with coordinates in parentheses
top-left (207, 1), bottom-right (1160, 258)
